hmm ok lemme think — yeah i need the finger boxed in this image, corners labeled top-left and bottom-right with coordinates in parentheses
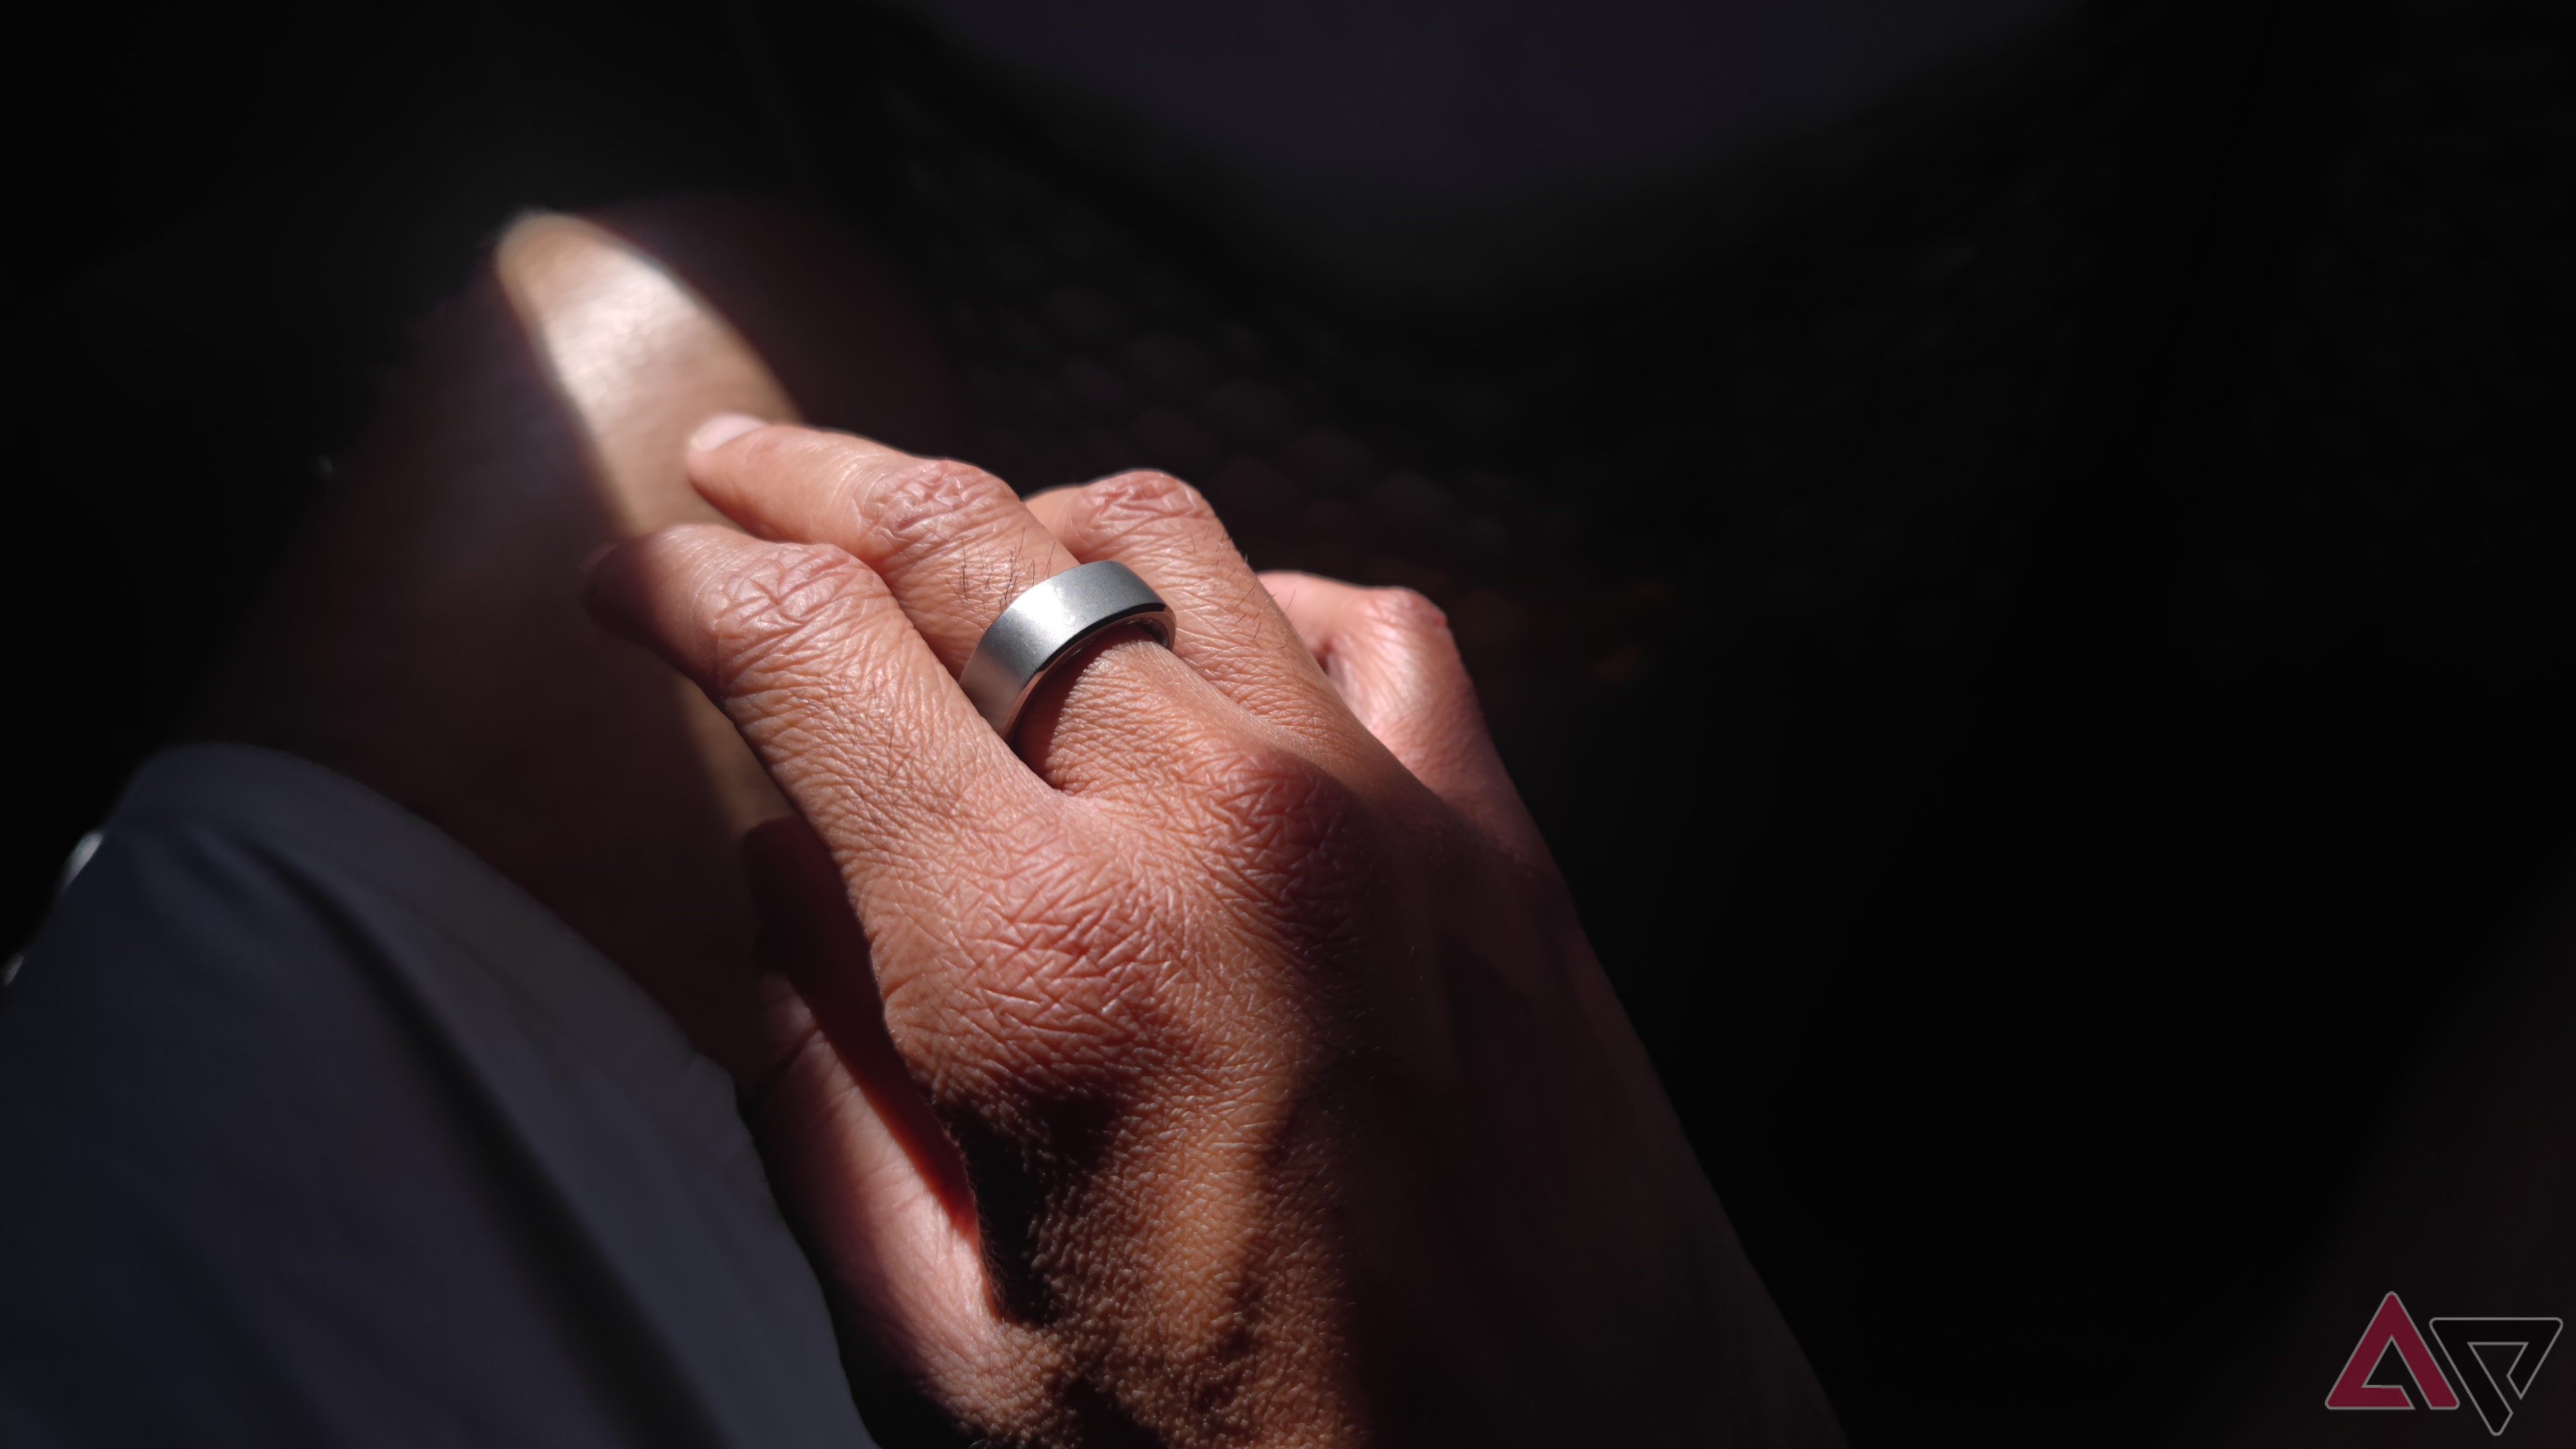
top-left (1023, 472), bottom-right (1349, 740)
top-left (1260, 571), bottom-right (1546, 860)
top-left (585, 522), bottom-right (1056, 886)
top-left (684, 421), bottom-right (1222, 792)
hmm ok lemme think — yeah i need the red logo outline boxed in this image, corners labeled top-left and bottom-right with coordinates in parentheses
top-left (2325, 1291), bottom-right (2461, 1412)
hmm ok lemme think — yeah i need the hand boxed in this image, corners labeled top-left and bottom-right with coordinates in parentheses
top-left (588, 420), bottom-right (1840, 1446)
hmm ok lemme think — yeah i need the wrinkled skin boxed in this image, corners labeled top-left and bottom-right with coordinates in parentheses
top-left (589, 419), bottom-right (1840, 1446)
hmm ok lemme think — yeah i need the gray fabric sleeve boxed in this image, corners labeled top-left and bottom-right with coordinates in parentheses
top-left (0, 744), bottom-right (873, 1449)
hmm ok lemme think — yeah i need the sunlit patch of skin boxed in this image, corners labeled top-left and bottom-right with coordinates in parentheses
top-left (495, 211), bottom-right (799, 538)
top-left (493, 211), bottom-right (800, 835)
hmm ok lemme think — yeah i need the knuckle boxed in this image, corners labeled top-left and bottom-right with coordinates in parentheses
top-left (1083, 469), bottom-right (1215, 530)
top-left (852, 455), bottom-right (1015, 566)
top-left (1184, 744), bottom-right (1385, 986)
top-left (1178, 735), bottom-right (1361, 886)
top-left (1357, 585), bottom-right (1449, 639)
top-left (702, 543), bottom-right (890, 692)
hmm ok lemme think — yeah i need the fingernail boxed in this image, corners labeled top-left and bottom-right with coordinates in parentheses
top-left (689, 412), bottom-right (766, 453)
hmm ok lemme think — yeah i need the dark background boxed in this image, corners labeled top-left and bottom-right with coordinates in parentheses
top-left (8, 0), bottom-right (2572, 1443)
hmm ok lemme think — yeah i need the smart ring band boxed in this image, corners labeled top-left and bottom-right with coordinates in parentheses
top-left (959, 561), bottom-right (1175, 738)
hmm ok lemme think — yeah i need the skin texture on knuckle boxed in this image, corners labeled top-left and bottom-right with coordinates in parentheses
top-left (1157, 735), bottom-right (1402, 995)
top-left (1193, 748), bottom-right (1351, 888)
top-left (859, 456), bottom-right (1037, 569)
top-left (862, 453), bottom-right (1070, 636)
top-left (1079, 469), bottom-right (1215, 534)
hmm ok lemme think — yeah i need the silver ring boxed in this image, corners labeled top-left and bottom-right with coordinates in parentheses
top-left (959, 561), bottom-right (1174, 737)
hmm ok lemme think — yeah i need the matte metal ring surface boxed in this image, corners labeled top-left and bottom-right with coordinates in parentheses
top-left (959, 561), bottom-right (1174, 737)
